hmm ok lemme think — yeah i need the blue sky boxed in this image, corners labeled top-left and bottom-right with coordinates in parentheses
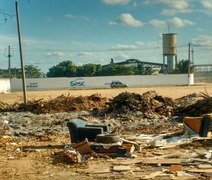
top-left (0, 0), bottom-right (212, 73)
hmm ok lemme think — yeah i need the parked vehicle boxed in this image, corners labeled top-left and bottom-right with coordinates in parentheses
top-left (110, 80), bottom-right (128, 88)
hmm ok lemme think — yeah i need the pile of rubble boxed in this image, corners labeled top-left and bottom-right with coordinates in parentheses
top-left (0, 94), bottom-right (108, 114)
top-left (0, 91), bottom-right (211, 120)
top-left (104, 91), bottom-right (174, 119)
top-left (0, 90), bottom-right (212, 179)
top-left (177, 96), bottom-right (212, 117)
top-left (0, 91), bottom-right (184, 116)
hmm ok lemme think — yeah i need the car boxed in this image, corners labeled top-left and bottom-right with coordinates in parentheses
top-left (110, 80), bottom-right (128, 88)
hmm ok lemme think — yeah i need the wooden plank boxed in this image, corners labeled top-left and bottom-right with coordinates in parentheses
top-left (112, 159), bottom-right (143, 165)
top-left (187, 169), bottom-right (212, 173)
top-left (142, 158), bottom-right (181, 165)
top-left (198, 164), bottom-right (212, 169)
top-left (113, 165), bottom-right (131, 171)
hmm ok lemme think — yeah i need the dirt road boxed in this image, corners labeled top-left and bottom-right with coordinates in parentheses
top-left (1, 84), bottom-right (212, 104)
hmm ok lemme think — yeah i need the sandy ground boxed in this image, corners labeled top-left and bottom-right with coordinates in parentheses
top-left (1, 83), bottom-right (212, 104)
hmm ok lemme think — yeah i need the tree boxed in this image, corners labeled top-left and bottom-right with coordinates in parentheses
top-left (114, 65), bottom-right (135, 75)
top-left (175, 59), bottom-right (190, 73)
top-left (46, 60), bottom-right (76, 77)
top-left (25, 65), bottom-right (45, 78)
top-left (101, 64), bottom-right (135, 76)
top-left (136, 64), bottom-right (145, 75)
top-left (76, 64), bottom-right (97, 77)
top-left (94, 64), bottom-right (102, 76)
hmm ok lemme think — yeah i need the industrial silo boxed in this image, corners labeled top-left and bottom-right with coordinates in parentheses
top-left (162, 33), bottom-right (177, 73)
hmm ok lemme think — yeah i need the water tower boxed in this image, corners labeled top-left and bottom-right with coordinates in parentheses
top-left (162, 33), bottom-right (177, 73)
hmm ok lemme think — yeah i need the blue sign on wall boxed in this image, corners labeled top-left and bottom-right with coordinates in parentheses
top-left (27, 82), bottom-right (38, 88)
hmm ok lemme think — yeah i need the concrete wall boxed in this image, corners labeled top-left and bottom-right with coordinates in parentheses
top-left (10, 74), bottom-right (192, 91)
top-left (0, 79), bottom-right (10, 93)
top-left (194, 72), bottom-right (212, 83)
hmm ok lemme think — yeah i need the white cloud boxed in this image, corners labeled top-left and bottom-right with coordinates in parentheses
top-left (143, 0), bottom-right (192, 16)
top-left (77, 52), bottom-right (94, 56)
top-left (197, 28), bottom-right (203, 32)
top-left (201, 0), bottom-right (212, 9)
top-left (64, 14), bottom-right (76, 19)
top-left (109, 13), bottom-right (143, 28)
top-left (102, 0), bottom-right (131, 5)
top-left (64, 14), bottom-right (90, 21)
top-left (168, 17), bottom-right (195, 28)
top-left (192, 34), bottom-right (212, 47)
top-left (161, 8), bottom-right (191, 16)
top-left (46, 51), bottom-right (65, 58)
top-left (113, 54), bottom-right (130, 60)
top-left (135, 41), bottom-right (145, 46)
top-left (161, 0), bottom-right (189, 9)
top-left (0, 34), bottom-right (18, 49)
top-left (149, 17), bottom-right (195, 29)
top-left (149, 19), bottom-right (167, 28)
top-left (112, 44), bottom-right (138, 50)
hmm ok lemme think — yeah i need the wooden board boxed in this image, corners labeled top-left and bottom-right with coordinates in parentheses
top-left (142, 158), bottom-right (181, 165)
top-left (187, 169), bottom-right (212, 173)
top-left (113, 165), bottom-right (131, 171)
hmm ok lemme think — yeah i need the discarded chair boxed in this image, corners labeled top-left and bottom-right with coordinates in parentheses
top-left (67, 118), bottom-right (109, 143)
top-left (183, 114), bottom-right (212, 137)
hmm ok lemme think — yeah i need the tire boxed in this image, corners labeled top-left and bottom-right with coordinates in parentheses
top-left (96, 134), bottom-right (121, 143)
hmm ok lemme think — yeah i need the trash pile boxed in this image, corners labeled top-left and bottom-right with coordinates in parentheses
top-left (0, 94), bottom-right (108, 114)
top-left (104, 91), bottom-right (174, 118)
top-left (2, 127), bottom-right (211, 179)
top-left (0, 90), bottom-right (212, 179)
top-left (0, 91), bottom-right (206, 118)
top-left (177, 96), bottom-right (212, 117)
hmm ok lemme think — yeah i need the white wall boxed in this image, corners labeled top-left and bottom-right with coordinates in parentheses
top-left (0, 79), bottom-right (10, 93)
top-left (10, 74), bottom-right (193, 91)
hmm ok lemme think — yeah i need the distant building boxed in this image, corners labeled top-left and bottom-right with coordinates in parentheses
top-left (107, 58), bottom-right (166, 75)
top-left (110, 58), bottom-right (165, 68)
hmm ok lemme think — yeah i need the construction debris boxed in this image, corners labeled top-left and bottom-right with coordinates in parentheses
top-left (0, 90), bottom-right (212, 179)
top-left (0, 91), bottom-right (201, 119)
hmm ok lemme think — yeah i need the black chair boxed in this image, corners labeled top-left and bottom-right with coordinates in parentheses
top-left (199, 114), bottom-right (212, 137)
top-left (67, 118), bottom-right (109, 143)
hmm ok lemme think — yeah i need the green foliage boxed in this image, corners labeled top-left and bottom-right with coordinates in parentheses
top-left (136, 64), bottom-right (146, 75)
top-left (25, 65), bottom-right (45, 78)
top-left (46, 60), bottom-right (76, 77)
top-left (101, 64), bottom-right (135, 76)
top-left (46, 60), bottom-right (157, 77)
top-left (76, 64), bottom-right (97, 77)
top-left (175, 59), bottom-right (190, 73)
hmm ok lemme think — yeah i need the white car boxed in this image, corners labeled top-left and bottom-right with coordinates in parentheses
top-left (110, 81), bottom-right (128, 88)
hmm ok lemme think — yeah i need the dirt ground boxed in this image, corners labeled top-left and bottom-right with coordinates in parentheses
top-left (1, 83), bottom-right (212, 104)
top-left (0, 84), bottom-right (212, 180)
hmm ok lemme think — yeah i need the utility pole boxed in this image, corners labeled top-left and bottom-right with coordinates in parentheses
top-left (15, 1), bottom-right (27, 104)
top-left (8, 46), bottom-right (12, 79)
top-left (188, 42), bottom-right (191, 86)
top-left (191, 47), bottom-right (194, 65)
